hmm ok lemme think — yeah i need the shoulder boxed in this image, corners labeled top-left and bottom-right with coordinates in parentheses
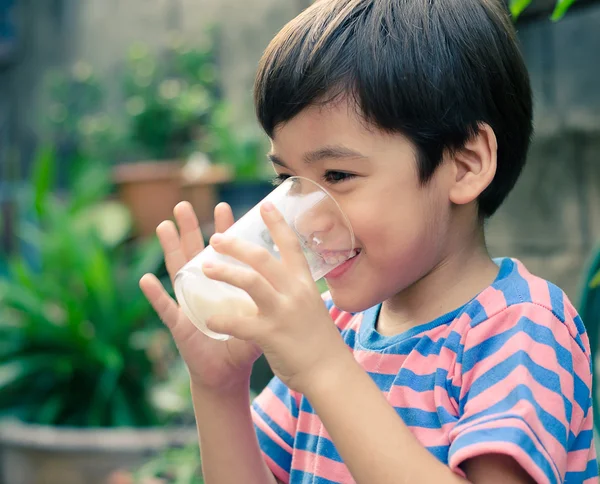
top-left (458, 258), bottom-right (591, 364)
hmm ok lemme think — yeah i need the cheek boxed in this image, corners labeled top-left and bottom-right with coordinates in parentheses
top-left (351, 185), bottom-right (448, 277)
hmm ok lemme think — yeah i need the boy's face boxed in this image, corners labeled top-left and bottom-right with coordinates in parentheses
top-left (269, 100), bottom-right (455, 312)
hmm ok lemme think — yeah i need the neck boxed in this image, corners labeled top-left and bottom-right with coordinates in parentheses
top-left (378, 225), bottom-right (499, 336)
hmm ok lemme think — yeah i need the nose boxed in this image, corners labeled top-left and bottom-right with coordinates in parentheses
top-left (294, 202), bottom-right (336, 249)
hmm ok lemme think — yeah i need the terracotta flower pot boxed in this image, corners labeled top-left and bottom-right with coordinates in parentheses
top-left (0, 420), bottom-right (197, 484)
top-left (180, 163), bottom-right (233, 231)
top-left (113, 161), bottom-right (182, 238)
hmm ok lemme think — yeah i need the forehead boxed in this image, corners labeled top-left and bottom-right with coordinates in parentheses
top-left (271, 100), bottom-right (373, 148)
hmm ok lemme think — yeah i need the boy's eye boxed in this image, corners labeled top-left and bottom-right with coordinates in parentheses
top-left (323, 171), bottom-right (355, 184)
top-left (271, 171), bottom-right (355, 187)
top-left (271, 173), bottom-right (291, 186)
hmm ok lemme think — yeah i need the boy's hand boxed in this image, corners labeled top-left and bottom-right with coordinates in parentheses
top-left (202, 202), bottom-right (349, 392)
top-left (139, 202), bottom-right (262, 394)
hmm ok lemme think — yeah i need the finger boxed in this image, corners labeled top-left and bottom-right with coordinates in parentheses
top-left (156, 221), bottom-right (187, 284)
top-left (174, 201), bottom-right (205, 261)
top-left (205, 314), bottom-right (259, 342)
top-left (261, 202), bottom-right (309, 273)
top-left (202, 261), bottom-right (277, 311)
top-left (209, 234), bottom-right (290, 291)
top-left (140, 273), bottom-right (180, 330)
top-left (214, 202), bottom-right (235, 234)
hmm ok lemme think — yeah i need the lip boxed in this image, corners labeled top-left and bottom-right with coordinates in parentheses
top-left (324, 250), bottom-right (361, 280)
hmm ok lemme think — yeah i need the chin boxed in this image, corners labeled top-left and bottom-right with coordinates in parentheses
top-left (327, 285), bottom-right (381, 314)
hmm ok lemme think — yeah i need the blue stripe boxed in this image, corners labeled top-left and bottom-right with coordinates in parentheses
top-left (449, 426), bottom-right (558, 484)
top-left (289, 470), bottom-right (343, 484)
top-left (323, 296), bottom-right (334, 311)
top-left (573, 315), bottom-right (587, 337)
top-left (340, 327), bottom-right (357, 348)
top-left (466, 300), bottom-right (488, 327)
top-left (393, 368), bottom-right (461, 398)
top-left (268, 377), bottom-right (299, 419)
top-left (413, 331), bottom-right (463, 357)
top-left (300, 397), bottom-right (314, 414)
top-left (426, 445), bottom-right (450, 463)
top-left (456, 385), bottom-right (567, 449)
top-left (570, 429), bottom-right (594, 451)
top-left (565, 459), bottom-right (599, 482)
top-left (252, 402), bottom-right (294, 448)
top-left (462, 316), bottom-right (574, 375)
top-left (395, 407), bottom-right (455, 428)
top-left (464, 350), bottom-right (564, 404)
top-left (573, 373), bottom-right (592, 413)
top-left (368, 372), bottom-right (397, 391)
top-left (499, 267), bottom-right (532, 307)
top-left (296, 432), bottom-right (342, 462)
top-left (254, 423), bottom-right (292, 473)
top-left (547, 282), bottom-right (565, 323)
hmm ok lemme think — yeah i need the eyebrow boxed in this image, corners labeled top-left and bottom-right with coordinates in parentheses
top-left (267, 145), bottom-right (368, 169)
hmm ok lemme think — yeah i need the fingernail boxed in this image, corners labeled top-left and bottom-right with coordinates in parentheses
top-left (203, 261), bottom-right (214, 269)
top-left (211, 234), bottom-right (223, 245)
top-left (262, 202), bottom-right (275, 212)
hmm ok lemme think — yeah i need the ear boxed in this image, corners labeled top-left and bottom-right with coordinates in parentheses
top-left (448, 123), bottom-right (497, 206)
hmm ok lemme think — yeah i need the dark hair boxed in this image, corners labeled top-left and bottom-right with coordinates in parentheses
top-left (254, 0), bottom-right (533, 217)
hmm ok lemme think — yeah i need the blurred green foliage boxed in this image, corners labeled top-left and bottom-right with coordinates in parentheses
top-left (581, 247), bottom-right (600, 431)
top-left (0, 148), bottom-right (178, 427)
top-left (132, 442), bottom-right (204, 484)
top-left (123, 32), bottom-right (220, 161)
top-left (510, 0), bottom-right (577, 20)
top-left (42, 30), bottom-right (269, 180)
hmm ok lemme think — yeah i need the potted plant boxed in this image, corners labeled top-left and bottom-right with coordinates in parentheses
top-left (0, 149), bottom-right (196, 484)
top-left (115, 34), bottom-right (231, 237)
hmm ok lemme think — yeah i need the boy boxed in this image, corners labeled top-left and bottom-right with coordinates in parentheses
top-left (140, 0), bottom-right (599, 482)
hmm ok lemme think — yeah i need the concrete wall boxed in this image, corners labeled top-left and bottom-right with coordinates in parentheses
top-left (3, 0), bottom-right (600, 298)
top-left (487, 5), bottom-right (600, 298)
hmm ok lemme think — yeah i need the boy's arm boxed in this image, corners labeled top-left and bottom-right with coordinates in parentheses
top-left (191, 382), bottom-right (278, 484)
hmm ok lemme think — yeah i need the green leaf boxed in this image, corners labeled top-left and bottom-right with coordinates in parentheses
top-left (509, 0), bottom-right (533, 19)
top-left (31, 146), bottom-right (57, 218)
top-left (590, 269), bottom-right (600, 289)
top-left (551, 0), bottom-right (577, 21)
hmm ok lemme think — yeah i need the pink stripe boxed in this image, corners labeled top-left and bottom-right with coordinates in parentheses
top-left (463, 303), bottom-right (571, 350)
top-left (476, 286), bottom-right (509, 317)
top-left (465, 386), bottom-right (567, 469)
top-left (390, 383), bottom-right (460, 420)
top-left (409, 424), bottom-right (453, 448)
top-left (254, 387), bottom-right (298, 436)
top-left (468, 363), bottom-right (572, 425)
top-left (262, 451), bottom-right (290, 483)
top-left (292, 449), bottom-right (354, 483)
top-left (450, 417), bottom-right (562, 483)
top-left (335, 311), bottom-right (356, 331)
top-left (251, 407), bottom-right (293, 454)
top-left (353, 350), bottom-right (406, 374)
top-left (461, 330), bottom-right (574, 402)
top-left (567, 448), bottom-right (595, 470)
top-left (527, 276), bottom-right (552, 310)
top-left (296, 411), bottom-right (325, 437)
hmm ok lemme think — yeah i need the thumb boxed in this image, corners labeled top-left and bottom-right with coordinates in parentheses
top-left (205, 314), bottom-right (259, 342)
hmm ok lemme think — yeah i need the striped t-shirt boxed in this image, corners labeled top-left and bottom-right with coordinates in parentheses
top-left (251, 258), bottom-right (598, 483)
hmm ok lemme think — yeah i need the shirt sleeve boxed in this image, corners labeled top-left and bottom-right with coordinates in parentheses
top-left (251, 376), bottom-right (300, 483)
top-left (448, 303), bottom-right (594, 484)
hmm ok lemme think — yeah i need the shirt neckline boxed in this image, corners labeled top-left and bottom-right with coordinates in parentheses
top-left (357, 257), bottom-right (515, 351)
